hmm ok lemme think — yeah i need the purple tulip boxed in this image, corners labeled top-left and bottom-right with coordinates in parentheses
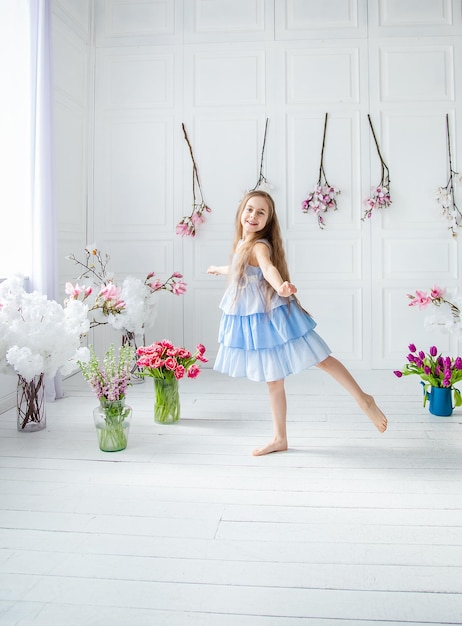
top-left (415, 358), bottom-right (423, 368)
top-left (418, 351), bottom-right (425, 360)
top-left (424, 366), bottom-right (431, 375)
top-left (393, 370), bottom-right (403, 378)
top-left (407, 354), bottom-right (415, 363)
top-left (455, 357), bottom-right (462, 370)
top-left (408, 343), bottom-right (417, 353)
top-left (429, 346), bottom-right (438, 357)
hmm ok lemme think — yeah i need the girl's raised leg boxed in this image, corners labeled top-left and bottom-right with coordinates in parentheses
top-left (316, 356), bottom-right (388, 433)
top-left (252, 379), bottom-right (289, 456)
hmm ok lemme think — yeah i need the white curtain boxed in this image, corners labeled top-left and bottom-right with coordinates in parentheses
top-left (0, 1), bottom-right (32, 280)
top-left (0, 0), bottom-right (61, 401)
top-left (30, 0), bottom-right (62, 400)
top-left (29, 0), bottom-right (57, 300)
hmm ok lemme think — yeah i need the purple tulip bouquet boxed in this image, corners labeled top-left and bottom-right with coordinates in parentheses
top-left (394, 343), bottom-right (462, 406)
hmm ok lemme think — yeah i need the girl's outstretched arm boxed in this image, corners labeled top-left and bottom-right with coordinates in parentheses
top-left (207, 265), bottom-right (229, 276)
top-left (253, 243), bottom-right (297, 297)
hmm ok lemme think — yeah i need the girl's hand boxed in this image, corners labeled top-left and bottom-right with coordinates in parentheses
top-left (277, 281), bottom-right (297, 297)
top-left (207, 265), bottom-right (227, 276)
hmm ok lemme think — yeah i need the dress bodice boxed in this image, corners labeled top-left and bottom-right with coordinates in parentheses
top-left (219, 239), bottom-right (289, 315)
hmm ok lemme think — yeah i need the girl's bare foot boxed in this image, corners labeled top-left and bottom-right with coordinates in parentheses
top-left (358, 394), bottom-right (388, 433)
top-left (252, 438), bottom-right (288, 456)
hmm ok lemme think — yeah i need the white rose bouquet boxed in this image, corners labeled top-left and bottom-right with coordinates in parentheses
top-left (0, 275), bottom-right (90, 382)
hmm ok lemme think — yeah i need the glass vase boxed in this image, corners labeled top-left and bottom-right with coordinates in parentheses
top-left (122, 329), bottom-right (145, 384)
top-left (93, 399), bottom-right (132, 452)
top-left (17, 374), bottom-right (46, 432)
top-left (153, 377), bottom-right (180, 424)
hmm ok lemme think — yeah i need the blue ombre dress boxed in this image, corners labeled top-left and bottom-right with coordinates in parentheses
top-left (214, 240), bottom-right (331, 382)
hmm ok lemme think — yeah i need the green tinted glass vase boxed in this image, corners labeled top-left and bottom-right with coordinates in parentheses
top-left (93, 399), bottom-right (132, 451)
top-left (153, 377), bottom-right (180, 424)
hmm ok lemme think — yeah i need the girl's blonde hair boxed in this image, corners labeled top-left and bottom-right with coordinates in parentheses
top-left (230, 190), bottom-right (294, 311)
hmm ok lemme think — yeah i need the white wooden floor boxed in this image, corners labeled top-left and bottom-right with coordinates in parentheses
top-left (1, 368), bottom-right (462, 626)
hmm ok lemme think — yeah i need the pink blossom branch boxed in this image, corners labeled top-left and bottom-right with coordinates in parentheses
top-left (177, 123), bottom-right (212, 237)
top-left (250, 118), bottom-right (270, 191)
top-left (436, 114), bottom-right (462, 237)
top-left (362, 115), bottom-right (392, 221)
top-left (301, 112), bottom-right (340, 229)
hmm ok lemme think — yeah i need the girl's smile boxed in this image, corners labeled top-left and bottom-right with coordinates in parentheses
top-left (241, 198), bottom-right (270, 235)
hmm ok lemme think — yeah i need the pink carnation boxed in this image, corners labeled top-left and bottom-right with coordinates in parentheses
top-left (187, 365), bottom-right (201, 379)
top-left (174, 365), bottom-right (185, 379)
top-left (164, 357), bottom-right (177, 371)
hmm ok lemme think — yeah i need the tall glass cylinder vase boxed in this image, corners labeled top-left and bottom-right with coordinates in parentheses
top-left (122, 329), bottom-right (145, 384)
top-left (17, 374), bottom-right (46, 432)
top-left (153, 377), bottom-right (180, 424)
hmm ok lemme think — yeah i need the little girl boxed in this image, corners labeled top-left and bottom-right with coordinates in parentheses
top-left (207, 190), bottom-right (387, 456)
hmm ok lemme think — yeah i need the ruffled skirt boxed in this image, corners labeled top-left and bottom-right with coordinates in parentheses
top-left (214, 302), bottom-right (331, 382)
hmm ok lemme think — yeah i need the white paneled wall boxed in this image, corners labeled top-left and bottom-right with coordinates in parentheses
top-left (59, 0), bottom-right (462, 373)
top-left (369, 0), bottom-right (462, 366)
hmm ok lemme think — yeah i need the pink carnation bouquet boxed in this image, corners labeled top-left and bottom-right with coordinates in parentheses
top-left (136, 340), bottom-right (207, 381)
top-left (136, 340), bottom-right (208, 423)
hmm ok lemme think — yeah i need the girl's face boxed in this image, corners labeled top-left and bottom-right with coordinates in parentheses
top-left (240, 196), bottom-right (270, 237)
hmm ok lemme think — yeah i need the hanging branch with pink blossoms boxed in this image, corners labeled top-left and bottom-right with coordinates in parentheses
top-left (362, 114), bottom-right (391, 221)
top-left (176, 123), bottom-right (212, 237)
top-left (250, 118), bottom-right (272, 192)
top-left (435, 114), bottom-right (462, 237)
top-left (301, 112), bottom-right (341, 229)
